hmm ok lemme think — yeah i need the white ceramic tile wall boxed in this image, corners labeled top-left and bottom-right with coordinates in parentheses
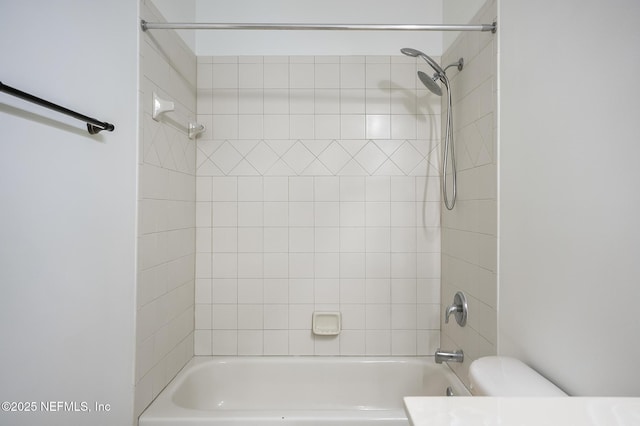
top-left (195, 55), bottom-right (443, 355)
top-left (136, 0), bottom-right (197, 417)
top-left (440, 0), bottom-right (498, 387)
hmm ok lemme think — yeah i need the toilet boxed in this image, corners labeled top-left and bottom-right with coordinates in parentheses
top-left (468, 356), bottom-right (567, 396)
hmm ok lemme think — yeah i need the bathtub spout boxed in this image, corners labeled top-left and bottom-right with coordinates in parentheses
top-left (435, 349), bottom-right (464, 364)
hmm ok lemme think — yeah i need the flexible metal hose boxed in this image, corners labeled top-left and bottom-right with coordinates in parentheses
top-left (441, 74), bottom-right (457, 210)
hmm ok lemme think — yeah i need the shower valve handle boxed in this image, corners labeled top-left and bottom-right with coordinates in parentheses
top-left (444, 304), bottom-right (460, 323)
top-left (444, 291), bottom-right (468, 326)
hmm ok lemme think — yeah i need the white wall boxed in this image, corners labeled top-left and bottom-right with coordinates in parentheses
top-left (193, 0), bottom-right (443, 56)
top-left (498, 0), bottom-right (640, 396)
top-left (0, 2), bottom-right (139, 425)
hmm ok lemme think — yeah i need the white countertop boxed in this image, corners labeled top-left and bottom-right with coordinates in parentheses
top-left (404, 396), bottom-right (640, 426)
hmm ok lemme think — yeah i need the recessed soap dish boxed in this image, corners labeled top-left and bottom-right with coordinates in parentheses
top-left (312, 312), bottom-right (341, 336)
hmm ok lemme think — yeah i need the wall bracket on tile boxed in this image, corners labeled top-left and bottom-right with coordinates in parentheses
top-left (188, 122), bottom-right (206, 139)
top-left (152, 92), bottom-right (174, 121)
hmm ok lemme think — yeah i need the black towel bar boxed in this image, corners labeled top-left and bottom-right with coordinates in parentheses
top-left (0, 81), bottom-right (115, 134)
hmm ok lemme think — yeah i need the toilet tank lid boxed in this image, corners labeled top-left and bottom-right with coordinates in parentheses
top-left (468, 356), bottom-right (567, 397)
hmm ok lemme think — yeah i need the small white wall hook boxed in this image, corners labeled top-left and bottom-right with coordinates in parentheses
top-left (188, 122), bottom-right (205, 139)
top-left (152, 92), bottom-right (175, 121)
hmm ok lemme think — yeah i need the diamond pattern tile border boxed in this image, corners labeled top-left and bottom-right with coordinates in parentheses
top-left (197, 138), bottom-right (434, 177)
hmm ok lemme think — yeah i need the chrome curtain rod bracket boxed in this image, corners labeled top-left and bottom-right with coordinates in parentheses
top-left (0, 81), bottom-right (115, 134)
top-left (140, 20), bottom-right (496, 33)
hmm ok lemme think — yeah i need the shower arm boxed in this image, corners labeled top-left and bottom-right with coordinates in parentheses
top-left (430, 59), bottom-right (464, 84)
top-left (443, 59), bottom-right (464, 73)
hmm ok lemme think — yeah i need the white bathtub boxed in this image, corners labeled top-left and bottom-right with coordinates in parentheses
top-left (139, 356), bottom-right (470, 426)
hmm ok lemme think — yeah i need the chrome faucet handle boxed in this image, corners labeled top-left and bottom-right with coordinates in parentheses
top-left (444, 291), bottom-right (468, 327)
top-left (444, 304), bottom-right (459, 323)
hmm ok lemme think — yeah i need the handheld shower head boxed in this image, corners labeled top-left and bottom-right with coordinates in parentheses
top-left (399, 47), bottom-right (422, 57)
top-left (400, 47), bottom-right (445, 76)
top-left (401, 47), bottom-right (462, 210)
top-left (401, 47), bottom-right (461, 96)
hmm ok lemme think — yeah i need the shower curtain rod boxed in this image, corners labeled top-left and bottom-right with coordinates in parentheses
top-left (0, 81), bottom-right (115, 134)
top-left (140, 20), bottom-right (497, 33)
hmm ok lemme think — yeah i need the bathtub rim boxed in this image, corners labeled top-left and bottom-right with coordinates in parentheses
top-left (138, 356), bottom-right (471, 425)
